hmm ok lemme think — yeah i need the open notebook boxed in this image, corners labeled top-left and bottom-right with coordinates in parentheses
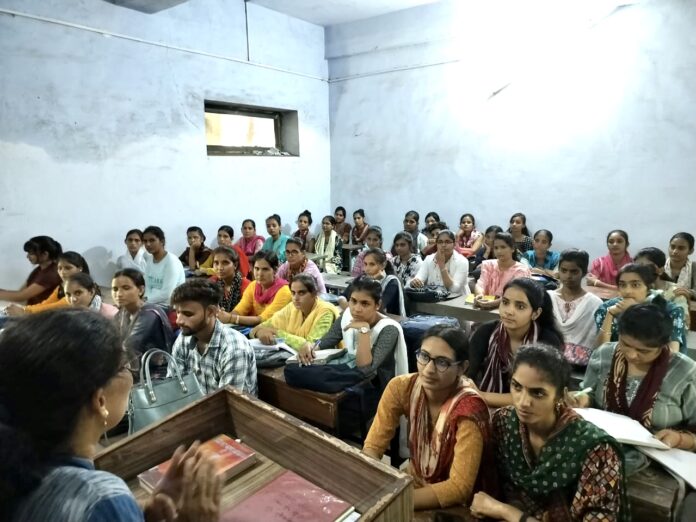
top-left (573, 408), bottom-right (669, 450)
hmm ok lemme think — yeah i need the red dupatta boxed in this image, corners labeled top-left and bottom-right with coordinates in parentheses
top-left (603, 344), bottom-right (670, 428)
top-left (253, 277), bottom-right (288, 305)
top-left (408, 375), bottom-right (496, 494)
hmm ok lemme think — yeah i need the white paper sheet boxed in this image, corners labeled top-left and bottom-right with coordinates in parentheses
top-left (573, 408), bottom-right (669, 450)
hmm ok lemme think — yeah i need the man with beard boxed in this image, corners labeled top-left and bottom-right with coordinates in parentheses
top-left (169, 279), bottom-right (257, 395)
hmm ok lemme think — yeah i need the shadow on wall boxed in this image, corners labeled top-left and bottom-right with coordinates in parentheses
top-left (83, 247), bottom-right (117, 287)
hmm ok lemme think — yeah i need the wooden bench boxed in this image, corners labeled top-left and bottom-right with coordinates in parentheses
top-left (257, 366), bottom-right (349, 433)
top-left (628, 462), bottom-right (682, 522)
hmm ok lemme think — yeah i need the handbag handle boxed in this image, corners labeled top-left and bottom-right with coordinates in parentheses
top-left (138, 349), bottom-right (189, 403)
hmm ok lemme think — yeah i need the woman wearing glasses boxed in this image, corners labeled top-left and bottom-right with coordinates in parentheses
top-left (276, 238), bottom-right (326, 294)
top-left (363, 325), bottom-right (494, 510)
top-left (407, 230), bottom-right (471, 295)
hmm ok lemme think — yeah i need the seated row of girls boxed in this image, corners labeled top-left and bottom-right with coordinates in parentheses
top-left (363, 330), bottom-right (628, 517)
top-left (595, 262), bottom-right (687, 353)
top-left (341, 248), bottom-right (406, 316)
top-left (473, 232), bottom-right (531, 309)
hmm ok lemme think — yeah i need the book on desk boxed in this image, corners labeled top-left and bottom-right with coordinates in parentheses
top-left (138, 434), bottom-right (258, 492)
top-left (220, 469), bottom-right (355, 522)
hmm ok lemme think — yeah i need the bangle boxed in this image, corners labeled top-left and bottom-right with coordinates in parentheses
top-left (233, 314), bottom-right (239, 325)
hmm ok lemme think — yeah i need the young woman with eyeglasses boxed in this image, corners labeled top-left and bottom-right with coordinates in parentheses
top-left (407, 230), bottom-right (470, 295)
top-left (363, 325), bottom-right (495, 510)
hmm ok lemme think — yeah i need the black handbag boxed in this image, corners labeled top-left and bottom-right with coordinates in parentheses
top-left (405, 285), bottom-right (451, 302)
top-left (284, 363), bottom-right (365, 394)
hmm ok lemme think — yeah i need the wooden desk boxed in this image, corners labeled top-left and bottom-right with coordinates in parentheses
top-left (324, 272), bottom-right (354, 293)
top-left (257, 366), bottom-right (348, 432)
top-left (96, 388), bottom-right (413, 521)
top-left (409, 295), bottom-right (499, 324)
top-left (584, 285), bottom-right (619, 301)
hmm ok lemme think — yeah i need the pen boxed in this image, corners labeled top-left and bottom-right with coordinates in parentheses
top-left (573, 387), bottom-right (593, 397)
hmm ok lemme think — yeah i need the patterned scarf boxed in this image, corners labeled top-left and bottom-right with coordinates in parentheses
top-left (315, 231), bottom-right (337, 271)
top-left (214, 273), bottom-right (244, 312)
top-left (287, 258), bottom-right (308, 279)
top-left (480, 321), bottom-right (538, 393)
top-left (603, 344), bottom-right (671, 428)
top-left (254, 277), bottom-right (289, 305)
top-left (497, 406), bottom-right (628, 522)
top-left (293, 229), bottom-right (309, 250)
top-left (88, 294), bottom-right (103, 313)
top-left (664, 258), bottom-right (693, 289)
top-left (408, 375), bottom-right (496, 493)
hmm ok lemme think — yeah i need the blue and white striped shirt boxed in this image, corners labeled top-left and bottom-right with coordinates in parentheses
top-left (10, 457), bottom-right (143, 522)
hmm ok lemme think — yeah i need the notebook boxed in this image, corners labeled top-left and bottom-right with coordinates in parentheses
top-left (249, 338), bottom-right (295, 353)
top-left (573, 408), bottom-right (669, 450)
top-left (286, 348), bottom-right (346, 365)
top-left (137, 434), bottom-right (257, 493)
top-left (220, 469), bottom-right (354, 522)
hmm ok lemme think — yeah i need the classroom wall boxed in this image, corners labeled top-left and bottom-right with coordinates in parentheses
top-left (327, 0), bottom-right (696, 260)
top-left (0, 0), bottom-right (329, 287)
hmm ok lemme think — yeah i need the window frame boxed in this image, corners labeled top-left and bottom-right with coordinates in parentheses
top-left (204, 101), bottom-right (297, 157)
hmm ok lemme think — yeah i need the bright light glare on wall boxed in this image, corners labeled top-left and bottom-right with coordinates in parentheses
top-left (443, 0), bottom-right (642, 152)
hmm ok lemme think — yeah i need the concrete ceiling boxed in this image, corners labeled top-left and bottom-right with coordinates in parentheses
top-left (249, 0), bottom-right (439, 26)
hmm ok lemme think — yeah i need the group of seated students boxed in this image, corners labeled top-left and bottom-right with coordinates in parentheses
top-left (1, 208), bottom-right (695, 521)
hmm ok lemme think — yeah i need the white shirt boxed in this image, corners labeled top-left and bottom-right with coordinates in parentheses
top-left (116, 247), bottom-right (150, 272)
top-left (409, 251), bottom-right (470, 295)
top-left (144, 252), bottom-right (186, 305)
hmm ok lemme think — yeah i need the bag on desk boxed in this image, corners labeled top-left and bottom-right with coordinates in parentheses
top-left (128, 349), bottom-right (204, 434)
top-left (404, 285), bottom-right (451, 303)
top-left (284, 363), bottom-right (365, 394)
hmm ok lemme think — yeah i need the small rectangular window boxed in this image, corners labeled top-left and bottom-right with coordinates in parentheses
top-left (205, 102), bottom-right (299, 157)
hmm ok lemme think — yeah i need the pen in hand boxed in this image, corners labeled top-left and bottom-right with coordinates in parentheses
top-left (573, 387), bottom-right (593, 398)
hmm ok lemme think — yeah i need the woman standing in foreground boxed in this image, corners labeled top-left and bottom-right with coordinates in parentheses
top-left (0, 309), bottom-right (220, 521)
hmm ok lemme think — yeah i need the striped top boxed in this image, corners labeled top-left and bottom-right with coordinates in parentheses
top-left (10, 457), bottom-right (143, 522)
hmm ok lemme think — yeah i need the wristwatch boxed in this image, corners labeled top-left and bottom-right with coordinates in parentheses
top-left (359, 326), bottom-right (369, 334)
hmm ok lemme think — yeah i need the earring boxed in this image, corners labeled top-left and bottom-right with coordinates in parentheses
top-left (103, 409), bottom-right (109, 427)
top-left (555, 401), bottom-right (562, 415)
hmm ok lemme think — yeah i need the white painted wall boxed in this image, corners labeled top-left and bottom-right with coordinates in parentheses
top-left (327, 0), bottom-right (696, 259)
top-left (0, 0), bottom-right (330, 288)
